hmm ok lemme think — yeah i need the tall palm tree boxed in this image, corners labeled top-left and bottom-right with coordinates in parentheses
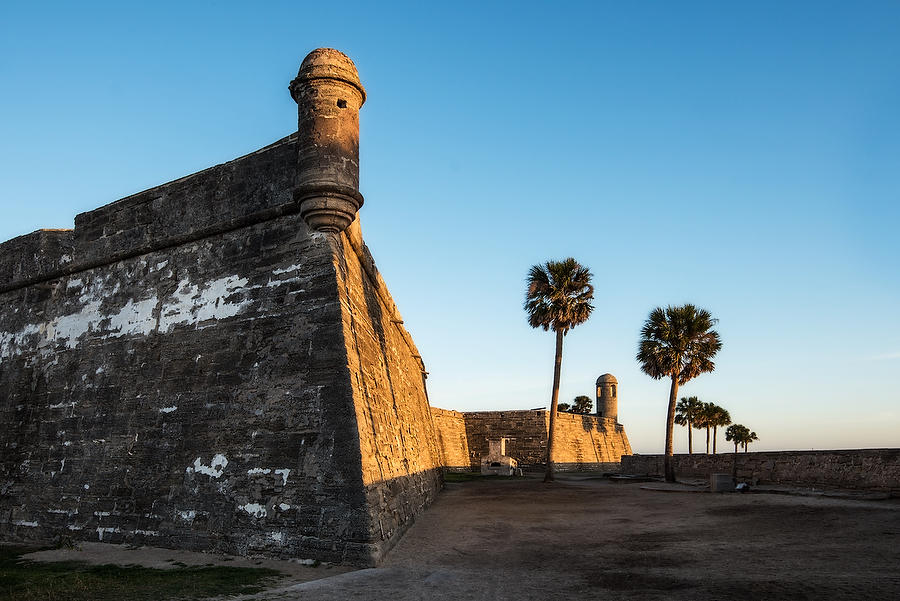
top-left (525, 258), bottom-right (594, 482)
top-left (674, 396), bottom-right (703, 454)
top-left (709, 404), bottom-right (731, 455)
top-left (636, 304), bottom-right (722, 482)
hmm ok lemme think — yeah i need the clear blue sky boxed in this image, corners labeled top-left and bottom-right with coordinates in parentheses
top-left (2, 1), bottom-right (898, 453)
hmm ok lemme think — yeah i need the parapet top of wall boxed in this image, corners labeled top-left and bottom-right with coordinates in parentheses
top-left (431, 408), bottom-right (619, 428)
top-left (1, 134), bottom-right (300, 293)
top-left (0, 229), bottom-right (75, 290)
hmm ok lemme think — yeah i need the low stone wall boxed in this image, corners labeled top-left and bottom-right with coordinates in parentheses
top-left (621, 449), bottom-right (900, 492)
top-left (431, 408), bottom-right (632, 472)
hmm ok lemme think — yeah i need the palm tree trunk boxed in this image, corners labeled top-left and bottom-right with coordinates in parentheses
top-left (732, 444), bottom-right (738, 479)
top-left (544, 328), bottom-right (565, 483)
top-left (687, 419), bottom-right (693, 455)
top-left (713, 426), bottom-right (718, 454)
top-left (705, 427), bottom-right (710, 454)
top-left (663, 375), bottom-right (679, 483)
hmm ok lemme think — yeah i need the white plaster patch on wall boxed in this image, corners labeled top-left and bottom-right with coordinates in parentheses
top-left (104, 297), bottom-right (159, 338)
top-left (46, 508), bottom-right (78, 516)
top-left (267, 531), bottom-right (286, 544)
top-left (97, 526), bottom-right (121, 540)
top-left (274, 468), bottom-right (291, 485)
top-left (158, 275), bottom-right (251, 332)
top-left (188, 454), bottom-right (228, 478)
top-left (278, 503), bottom-right (291, 511)
top-left (272, 263), bottom-right (303, 275)
top-left (247, 468), bottom-right (272, 475)
top-left (1, 272), bottom-right (254, 359)
top-left (13, 520), bottom-right (39, 527)
top-left (266, 277), bottom-right (304, 288)
top-left (238, 503), bottom-right (267, 518)
top-left (133, 529), bottom-right (160, 537)
top-left (176, 509), bottom-right (196, 522)
top-left (159, 406), bottom-right (178, 414)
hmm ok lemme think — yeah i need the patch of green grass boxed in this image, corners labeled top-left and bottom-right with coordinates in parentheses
top-left (443, 472), bottom-right (525, 483)
top-left (0, 545), bottom-right (283, 601)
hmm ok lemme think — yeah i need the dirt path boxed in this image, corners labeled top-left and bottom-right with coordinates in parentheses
top-left (23, 475), bottom-right (900, 600)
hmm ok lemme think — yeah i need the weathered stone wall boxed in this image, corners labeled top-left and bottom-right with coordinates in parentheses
top-left (429, 408), bottom-right (470, 471)
top-left (621, 450), bottom-right (900, 492)
top-left (462, 411), bottom-right (549, 469)
top-left (431, 409), bottom-right (632, 472)
top-left (551, 411), bottom-right (632, 472)
top-left (334, 222), bottom-right (443, 562)
top-left (0, 134), bottom-right (441, 566)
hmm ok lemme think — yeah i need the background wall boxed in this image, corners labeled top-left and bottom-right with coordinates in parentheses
top-left (622, 450), bottom-right (900, 492)
top-left (431, 409), bottom-right (632, 472)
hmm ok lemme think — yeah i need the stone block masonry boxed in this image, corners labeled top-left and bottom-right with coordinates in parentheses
top-left (0, 49), bottom-right (443, 567)
top-left (430, 408), bottom-right (470, 472)
top-left (621, 449), bottom-right (900, 493)
top-left (432, 409), bottom-right (632, 472)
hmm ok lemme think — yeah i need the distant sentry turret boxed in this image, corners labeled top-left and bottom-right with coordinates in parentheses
top-left (596, 373), bottom-right (618, 422)
top-left (289, 48), bottom-right (366, 233)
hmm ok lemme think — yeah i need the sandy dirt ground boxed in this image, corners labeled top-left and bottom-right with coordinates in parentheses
top-left (24, 474), bottom-right (900, 600)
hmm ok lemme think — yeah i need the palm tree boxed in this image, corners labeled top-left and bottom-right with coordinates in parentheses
top-left (725, 424), bottom-right (748, 454)
top-left (674, 396), bottom-right (703, 454)
top-left (742, 430), bottom-right (759, 452)
top-left (525, 258), bottom-right (594, 482)
top-left (725, 424), bottom-right (758, 453)
top-left (695, 403), bottom-right (713, 454)
top-left (636, 304), bottom-right (722, 482)
top-left (709, 404), bottom-right (731, 455)
top-left (572, 395), bottom-right (593, 414)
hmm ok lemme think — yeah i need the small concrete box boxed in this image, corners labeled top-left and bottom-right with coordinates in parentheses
top-left (711, 473), bottom-right (734, 492)
top-left (481, 438), bottom-right (518, 476)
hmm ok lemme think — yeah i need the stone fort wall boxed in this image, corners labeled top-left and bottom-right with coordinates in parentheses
top-left (622, 449), bottom-right (900, 492)
top-left (431, 408), bottom-right (632, 472)
top-left (0, 133), bottom-right (443, 566)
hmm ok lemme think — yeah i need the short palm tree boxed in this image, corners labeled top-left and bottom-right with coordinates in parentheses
top-left (725, 424), bottom-right (748, 454)
top-left (742, 430), bottom-right (759, 452)
top-left (525, 258), bottom-right (594, 483)
top-left (674, 396), bottom-right (704, 454)
top-left (636, 304), bottom-right (722, 482)
top-left (572, 395), bottom-right (593, 414)
top-left (725, 424), bottom-right (758, 453)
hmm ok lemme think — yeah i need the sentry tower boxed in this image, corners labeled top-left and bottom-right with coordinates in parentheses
top-left (595, 373), bottom-right (618, 422)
